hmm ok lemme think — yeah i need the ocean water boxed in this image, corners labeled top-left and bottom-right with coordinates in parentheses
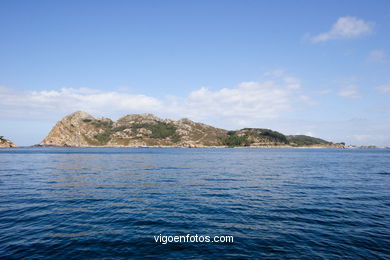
top-left (0, 147), bottom-right (389, 259)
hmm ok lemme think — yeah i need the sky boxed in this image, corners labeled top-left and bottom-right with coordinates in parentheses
top-left (1, 0), bottom-right (389, 146)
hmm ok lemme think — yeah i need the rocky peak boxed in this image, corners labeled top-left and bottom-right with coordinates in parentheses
top-left (177, 118), bottom-right (194, 125)
top-left (0, 136), bottom-right (16, 148)
top-left (117, 113), bottom-right (162, 124)
top-left (66, 111), bottom-right (94, 120)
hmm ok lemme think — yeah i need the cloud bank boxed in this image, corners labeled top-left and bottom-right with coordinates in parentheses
top-left (310, 16), bottom-right (373, 43)
top-left (0, 73), bottom-right (307, 128)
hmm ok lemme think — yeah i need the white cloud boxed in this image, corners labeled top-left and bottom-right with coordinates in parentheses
top-left (368, 50), bottom-right (387, 63)
top-left (338, 85), bottom-right (361, 98)
top-left (310, 16), bottom-right (374, 43)
top-left (0, 87), bottom-right (162, 120)
top-left (376, 83), bottom-right (390, 94)
top-left (176, 80), bottom-right (300, 120)
top-left (0, 73), bottom-right (307, 126)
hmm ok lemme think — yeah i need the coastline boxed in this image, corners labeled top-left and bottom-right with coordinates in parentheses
top-left (30, 144), bottom-right (386, 149)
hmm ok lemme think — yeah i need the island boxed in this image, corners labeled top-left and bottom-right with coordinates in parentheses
top-left (38, 111), bottom-right (345, 148)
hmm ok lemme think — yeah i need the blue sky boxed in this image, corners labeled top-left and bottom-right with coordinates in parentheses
top-left (1, 0), bottom-right (389, 146)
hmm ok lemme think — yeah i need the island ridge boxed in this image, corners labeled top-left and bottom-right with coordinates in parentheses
top-left (39, 111), bottom-right (345, 148)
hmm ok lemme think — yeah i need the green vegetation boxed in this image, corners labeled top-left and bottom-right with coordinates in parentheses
top-left (94, 129), bottom-right (112, 144)
top-left (83, 119), bottom-right (113, 145)
top-left (84, 118), bottom-right (180, 145)
top-left (92, 119), bottom-right (113, 129)
top-left (287, 135), bottom-right (329, 146)
top-left (92, 126), bottom-right (129, 145)
top-left (83, 134), bottom-right (104, 146)
top-left (84, 119), bottom-right (131, 145)
top-left (220, 128), bottom-right (289, 147)
top-left (227, 130), bottom-right (236, 136)
top-left (171, 134), bottom-right (180, 143)
top-left (240, 128), bottom-right (288, 144)
top-left (112, 126), bottom-right (127, 132)
top-left (220, 135), bottom-right (250, 147)
top-left (132, 122), bottom-right (179, 139)
top-left (81, 116), bottom-right (332, 147)
top-left (257, 129), bottom-right (289, 144)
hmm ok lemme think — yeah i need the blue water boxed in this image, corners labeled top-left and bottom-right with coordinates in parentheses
top-left (0, 148), bottom-right (389, 259)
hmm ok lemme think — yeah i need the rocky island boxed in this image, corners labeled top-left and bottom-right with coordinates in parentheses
top-left (39, 111), bottom-right (345, 148)
top-left (0, 136), bottom-right (16, 148)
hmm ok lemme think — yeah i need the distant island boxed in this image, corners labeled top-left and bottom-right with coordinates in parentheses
top-left (0, 136), bottom-right (16, 148)
top-left (37, 111), bottom-right (346, 148)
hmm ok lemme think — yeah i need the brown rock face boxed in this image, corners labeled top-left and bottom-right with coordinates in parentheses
top-left (40, 111), bottom-right (97, 147)
top-left (0, 136), bottom-right (16, 148)
top-left (39, 111), bottom-right (227, 147)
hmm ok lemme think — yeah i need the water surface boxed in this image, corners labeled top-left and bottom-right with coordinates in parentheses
top-left (0, 148), bottom-right (389, 259)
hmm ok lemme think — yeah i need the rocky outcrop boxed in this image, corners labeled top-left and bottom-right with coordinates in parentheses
top-left (39, 111), bottom-right (96, 147)
top-left (39, 111), bottom-right (227, 147)
top-left (40, 111), bottom-right (345, 148)
top-left (0, 136), bottom-right (16, 148)
top-left (359, 145), bottom-right (378, 149)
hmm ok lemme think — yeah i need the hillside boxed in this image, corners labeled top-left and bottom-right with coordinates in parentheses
top-left (40, 111), bottom-right (227, 147)
top-left (220, 128), bottom-right (289, 147)
top-left (39, 111), bottom-right (344, 148)
top-left (287, 135), bottom-right (330, 146)
top-left (0, 136), bottom-right (16, 148)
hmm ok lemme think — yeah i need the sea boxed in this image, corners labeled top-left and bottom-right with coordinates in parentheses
top-left (0, 147), bottom-right (389, 259)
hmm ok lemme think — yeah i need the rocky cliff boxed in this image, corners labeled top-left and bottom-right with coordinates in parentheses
top-left (40, 111), bottom-right (345, 148)
top-left (40, 111), bottom-right (227, 147)
top-left (0, 136), bottom-right (16, 148)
